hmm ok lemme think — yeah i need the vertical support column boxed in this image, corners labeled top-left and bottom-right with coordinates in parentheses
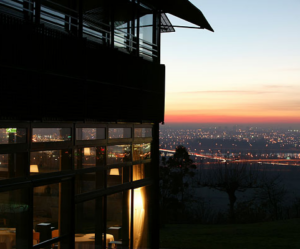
top-left (156, 10), bottom-right (161, 64)
top-left (151, 122), bottom-right (160, 248)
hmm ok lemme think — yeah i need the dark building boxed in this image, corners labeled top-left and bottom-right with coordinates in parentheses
top-left (0, 0), bottom-right (212, 248)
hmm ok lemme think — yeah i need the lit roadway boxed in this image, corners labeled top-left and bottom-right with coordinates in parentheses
top-left (159, 149), bottom-right (300, 166)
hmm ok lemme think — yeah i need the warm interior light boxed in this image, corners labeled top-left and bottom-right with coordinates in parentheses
top-left (110, 168), bottom-right (120, 175)
top-left (134, 188), bottom-right (143, 209)
top-left (84, 147), bottom-right (91, 156)
top-left (30, 165), bottom-right (39, 173)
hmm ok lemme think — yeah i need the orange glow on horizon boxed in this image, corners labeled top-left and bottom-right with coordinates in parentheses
top-left (165, 114), bottom-right (300, 124)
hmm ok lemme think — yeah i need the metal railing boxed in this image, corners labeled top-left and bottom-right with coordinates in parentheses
top-left (0, 0), bottom-right (158, 60)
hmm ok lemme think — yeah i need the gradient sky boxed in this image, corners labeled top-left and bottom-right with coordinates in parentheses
top-left (161, 0), bottom-right (300, 125)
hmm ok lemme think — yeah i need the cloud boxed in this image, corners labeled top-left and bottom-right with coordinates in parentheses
top-left (262, 84), bottom-right (295, 89)
top-left (169, 90), bottom-right (275, 94)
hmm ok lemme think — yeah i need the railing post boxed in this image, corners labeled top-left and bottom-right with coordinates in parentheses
top-left (35, 0), bottom-right (41, 25)
top-left (78, 0), bottom-right (83, 38)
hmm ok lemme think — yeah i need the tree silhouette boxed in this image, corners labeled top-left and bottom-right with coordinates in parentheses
top-left (159, 145), bottom-right (196, 224)
top-left (202, 162), bottom-right (261, 223)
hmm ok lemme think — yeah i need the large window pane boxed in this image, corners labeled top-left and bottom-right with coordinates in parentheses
top-left (74, 147), bottom-right (105, 169)
top-left (133, 187), bottom-right (150, 249)
top-left (107, 145), bottom-right (132, 165)
top-left (107, 191), bottom-right (130, 248)
top-left (30, 150), bottom-right (72, 175)
top-left (0, 128), bottom-right (26, 144)
top-left (133, 143), bottom-right (151, 161)
top-left (33, 183), bottom-right (59, 243)
top-left (32, 128), bottom-right (71, 142)
top-left (33, 181), bottom-right (72, 246)
top-left (108, 128), bottom-right (131, 139)
top-left (0, 189), bottom-right (29, 249)
top-left (107, 167), bottom-right (123, 188)
top-left (133, 163), bottom-right (150, 181)
top-left (75, 198), bottom-right (108, 249)
top-left (134, 128), bottom-right (152, 138)
top-left (76, 171), bottom-right (104, 194)
top-left (0, 153), bottom-right (27, 180)
top-left (76, 128), bottom-right (105, 140)
top-left (139, 5), bottom-right (154, 59)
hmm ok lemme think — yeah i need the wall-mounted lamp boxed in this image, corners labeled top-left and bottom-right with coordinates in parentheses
top-left (30, 164), bottom-right (39, 173)
top-left (84, 147), bottom-right (91, 156)
top-left (110, 168), bottom-right (120, 176)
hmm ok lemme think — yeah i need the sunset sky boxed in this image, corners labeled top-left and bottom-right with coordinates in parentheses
top-left (161, 0), bottom-right (300, 125)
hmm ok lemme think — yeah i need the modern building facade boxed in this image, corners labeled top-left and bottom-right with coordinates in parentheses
top-left (0, 0), bottom-right (212, 248)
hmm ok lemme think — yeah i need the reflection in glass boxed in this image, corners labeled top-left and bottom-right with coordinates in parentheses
top-left (30, 150), bottom-right (72, 175)
top-left (133, 143), bottom-right (151, 161)
top-left (107, 145), bottom-right (132, 165)
top-left (134, 128), bottom-right (152, 138)
top-left (0, 153), bottom-right (27, 180)
top-left (32, 128), bottom-right (71, 142)
top-left (0, 128), bottom-right (26, 144)
top-left (76, 128), bottom-right (105, 140)
top-left (132, 187), bottom-right (149, 249)
top-left (107, 191), bottom-right (130, 248)
top-left (76, 171), bottom-right (104, 194)
top-left (33, 183), bottom-right (59, 244)
top-left (133, 163), bottom-right (150, 181)
top-left (107, 168), bottom-right (122, 187)
top-left (108, 128), bottom-right (131, 139)
top-left (0, 189), bottom-right (28, 248)
top-left (139, 5), bottom-right (154, 58)
top-left (74, 147), bottom-right (105, 169)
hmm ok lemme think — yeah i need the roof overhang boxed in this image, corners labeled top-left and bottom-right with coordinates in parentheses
top-left (149, 0), bottom-right (214, 32)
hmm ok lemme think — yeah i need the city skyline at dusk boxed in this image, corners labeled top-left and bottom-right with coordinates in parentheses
top-left (161, 0), bottom-right (300, 125)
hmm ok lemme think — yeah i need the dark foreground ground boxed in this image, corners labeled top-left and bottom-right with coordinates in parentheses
top-left (160, 219), bottom-right (300, 249)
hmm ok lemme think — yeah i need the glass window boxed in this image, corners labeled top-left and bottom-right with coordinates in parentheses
top-left (32, 128), bottom-right (71, 142)
top-left (76, 128), bottom-right (105, 140)
top-left (76, 171), bottom-right (104, 194)
top-left (134, 128), bottom-right (152, 138)
top-left (133, 163), bottom-right (150, 181)
top-left (0, 153), bottom-right (27, 180)
top-left (74, 147), bottom-right (105, 169)
top-left (33, 181), bottom-right (72, 247)
top-left (30, 150), bottom-right (72, 175)
top-left (75, 200), bottom-right (96, 249)
top-left (0, 188), bottom-right (29, 248)
top-left (33, 183), bottom-right (59, 243)
top-left (0, 128), bottom-right (26, 144)
top-left (133, 143), bottom-right (151, 161)
top-left (107, 191), bottom-right (130, 248)
top-left (108, 128), bottom-right (131, 139)
top-left (133, 186), bottom-right (150, 249)
top-left (139, 4), bottom-right (154, 58)
top-left (107, 168), bottom-right (123, 187)
top-left (107, 145), bottom-right (132, 165)
top-left (75, 198), bottom-right (106, 248)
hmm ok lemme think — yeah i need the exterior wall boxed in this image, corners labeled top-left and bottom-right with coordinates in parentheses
top-left (0, 12), bottom-right (165, 123)
top-left (0, 1), bottom-right (162, 248)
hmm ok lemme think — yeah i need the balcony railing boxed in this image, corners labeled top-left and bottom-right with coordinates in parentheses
top-left (0, 0), bottom-right (158, 61)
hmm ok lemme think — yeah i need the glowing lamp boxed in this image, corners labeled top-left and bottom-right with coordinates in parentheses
top-left (30, 165), bottom-right (39, 173)
top-left (110, 168), bottom-right (120, 175)
top-left (84, 148), bottom-right (91, 156)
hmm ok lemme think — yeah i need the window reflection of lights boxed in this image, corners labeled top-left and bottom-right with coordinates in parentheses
top-left (84, 148), bottom-right (91, 156)
top-left (110, 168), bottom-right (120, 175)
top-left (30, 165), bottom-right (39, 173)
